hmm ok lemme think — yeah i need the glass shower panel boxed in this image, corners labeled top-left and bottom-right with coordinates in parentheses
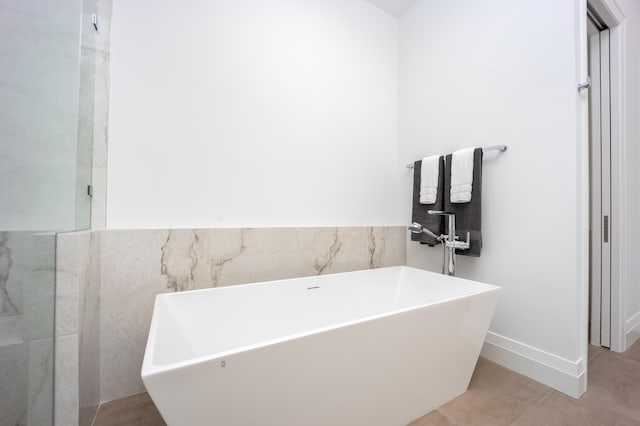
top-left (0, 0), bottom-right (94, 423)
top-left (0, 1), bottom-right (83, 231)
top-left (77, 0), bottom-right (98, 230)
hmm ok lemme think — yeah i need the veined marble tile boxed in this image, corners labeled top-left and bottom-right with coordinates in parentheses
top-left (56, 234), bottom-right (80, 337)
top-left (0, 232), bottom-right (16, 315)
top-left (55, 333), bottom-right (79, 426)
top-left (0, 341), bottom-right (28, 426)
top-left (0, 231), bottom-right (25, 318)
top-left (54, 230), bottom-right (99, 426)
top-left (27, 337), bottom-right (54, 426)
top-left (22, 233), bottom-right (56, 341)
top-left (0, 314), bottom-right (24, 347)
top-left (79, 231), bottom-right (101, 426)
top-left (56, 231), bottom-right (92, 337)
top-left (99, 226), bottom-right (405, 402)
top-left (370, 226), bottom-right (406, 268)
top-left (99, 229), bottom-right (172, 401)
top-left (0, 232), bottom-right (57, 425)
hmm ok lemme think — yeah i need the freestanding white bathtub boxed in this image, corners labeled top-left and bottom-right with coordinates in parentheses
top-left (141, 266), bottom-right (499, 426)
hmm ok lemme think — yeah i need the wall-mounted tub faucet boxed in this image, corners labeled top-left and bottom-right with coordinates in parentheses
top-left (426, 211), bottom-right (470, 276)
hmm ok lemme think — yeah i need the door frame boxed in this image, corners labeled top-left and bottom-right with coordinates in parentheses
top-left (584, 0), bottom-right (627, 353)
top-left (588, 22), bottom-right (612, 348)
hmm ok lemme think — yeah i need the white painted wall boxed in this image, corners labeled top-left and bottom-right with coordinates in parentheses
top-left (398, 0), bottom-right (585, 393)
top-left (366, 0), bottom-right (418, 17)
top-left (105, 0), bottom-right (640, 394)
top-left (616, 0), bottom-right (640, 346)
top-left (107, 0), bottom-right (399, 229)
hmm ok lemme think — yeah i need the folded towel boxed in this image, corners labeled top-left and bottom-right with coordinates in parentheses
top-left (444, 148), bottom-right (483, 256)
top-left (450, 147), bottom-right (476, 203)
top-left (419, 155), bottom-right (440, 204)
top-left (411, 157), bottom-right (444, 246)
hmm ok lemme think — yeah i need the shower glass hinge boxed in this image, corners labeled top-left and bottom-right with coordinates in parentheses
top-left (92, 13), bottom-right (99, 31)
top-left (87, 184), bottom-right (94, 197)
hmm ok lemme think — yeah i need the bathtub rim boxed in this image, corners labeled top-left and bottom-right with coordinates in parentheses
top-left (141, 266), bottom-right (500, 378)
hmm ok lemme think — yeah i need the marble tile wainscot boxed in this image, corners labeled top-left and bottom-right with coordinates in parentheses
top-left (99, 226), bottom-right (405, 402)
top-left (54, 226), bottom-right (405, 425)
top-left (1, 231), bottom-right (56, 425)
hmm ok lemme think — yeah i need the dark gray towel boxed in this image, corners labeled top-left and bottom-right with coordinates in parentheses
top-left (444, 148), bottom-right (483, 256)
top-left (411, 157), bottom-right (444, 246)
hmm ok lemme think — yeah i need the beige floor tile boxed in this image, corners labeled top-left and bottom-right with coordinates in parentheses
top-left (409, 409), bottom-right (459, 426)
top-left (582, 350), bottom-right (640, 421)
top-left (92, 347), bottom-right (640, 426)
top-left (620, 338), bottom-right (640, 364)
top-left (435, 358), bottom-right (553, 426)
top-left (588, 344), bottom-right (604, 361)
top-left (92, 393), bottom-right (166, 426)
top-left (512, 390), bottom-right (640, 426)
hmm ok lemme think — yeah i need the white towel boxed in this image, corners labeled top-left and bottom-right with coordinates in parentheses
top-left (450, 148), bottom-right (475, 203)
top-left (419, 155), bottom-right (440, 204)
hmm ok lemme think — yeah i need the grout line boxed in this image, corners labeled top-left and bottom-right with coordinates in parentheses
top-left (90, 403), bottom-right (102, 426)
top-left (435, 409), bottom-right (459, 426)
top-left (616, 352), bottom-right (640, 369)
top-left (508, 389), bottom-right (555, 425)
top-left (605, 342), bottom-right (640, 363)
top-left (589, 347), bottom-right (605, 363)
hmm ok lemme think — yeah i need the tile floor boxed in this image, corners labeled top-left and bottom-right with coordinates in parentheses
top-left (91, 342), bottom-right (640, 426)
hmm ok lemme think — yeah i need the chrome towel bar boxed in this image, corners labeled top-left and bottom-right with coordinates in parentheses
top-left (405, 145), bottom-right (507, 169)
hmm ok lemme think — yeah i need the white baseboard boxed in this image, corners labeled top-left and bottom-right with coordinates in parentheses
top-left (626, 311), bottom-right (640, 349)
top-left (480, 332), bottom-right (586, 399)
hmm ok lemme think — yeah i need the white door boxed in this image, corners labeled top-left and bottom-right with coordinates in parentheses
top-left (588, 16), bottom-right (611, 348)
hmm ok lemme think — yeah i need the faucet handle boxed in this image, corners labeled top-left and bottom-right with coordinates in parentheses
top-left (447, 232), bottom-right (471, 250)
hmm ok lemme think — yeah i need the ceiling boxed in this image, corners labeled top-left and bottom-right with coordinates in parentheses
top-left (364, 0), bottom-right (418, 17)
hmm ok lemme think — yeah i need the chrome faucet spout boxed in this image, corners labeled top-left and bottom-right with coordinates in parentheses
top-left (427, 210), bottom-right (455, 216)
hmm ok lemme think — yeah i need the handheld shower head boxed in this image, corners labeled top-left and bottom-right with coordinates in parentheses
top-left (407, 222), bottom-right (442, 241)
top-left (408, 222), bottom-right (424, 234)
